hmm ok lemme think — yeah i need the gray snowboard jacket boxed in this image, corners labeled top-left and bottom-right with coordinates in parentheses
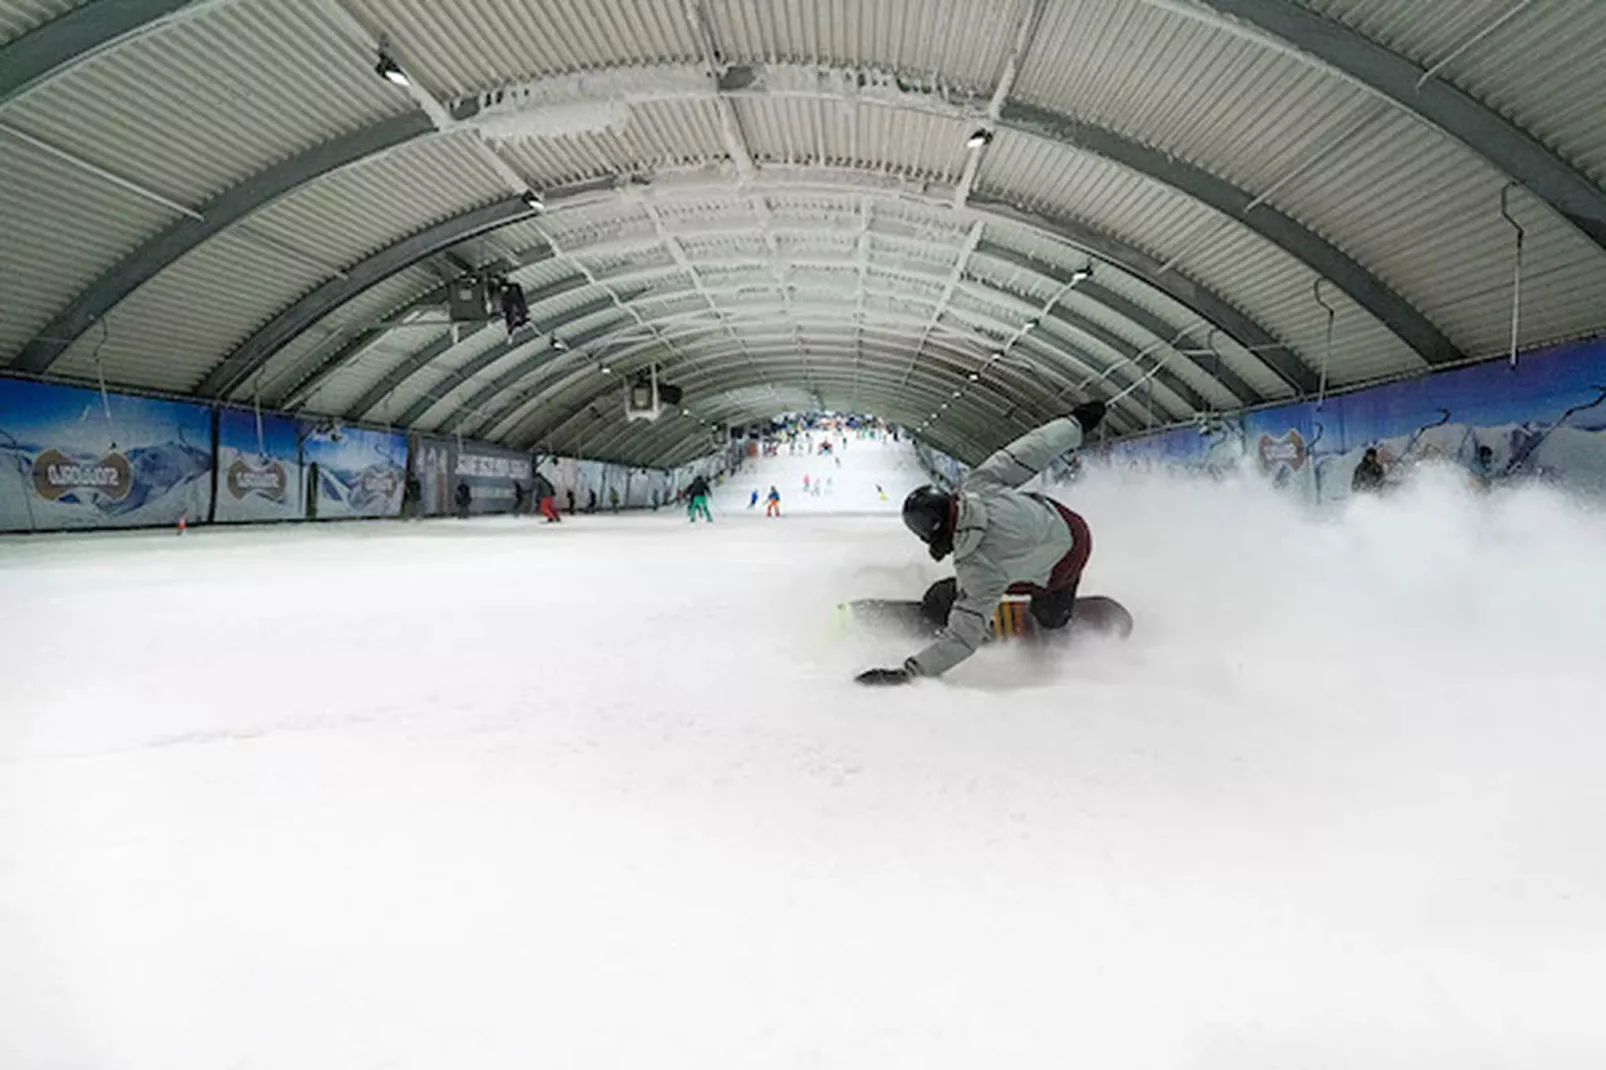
top-left (905, 416), bottom-right (1087, 677)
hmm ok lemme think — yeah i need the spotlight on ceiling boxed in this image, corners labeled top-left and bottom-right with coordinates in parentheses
top-left (599, 364), bottom-right (612, 375)
top-left (521, 190), bottom-right (544, 212)
top-left (967, 372), bottom-right (980, 381)
top-left (1023, 318), bottom-right (1040, 331)
top-left (966, 128), bottom-right (993, 150)
top-left (374, 51), bottom-right (409, 87)
top-left (952, 390), bottom-right (962, 398)
top-left (1070, 267), bottom-right (1093, 284)
top-left (551, 336), bottom-right (568, 351)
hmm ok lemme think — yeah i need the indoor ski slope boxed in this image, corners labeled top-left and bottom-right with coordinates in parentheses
top-left (3, 437), bottom-right (1604, 1069)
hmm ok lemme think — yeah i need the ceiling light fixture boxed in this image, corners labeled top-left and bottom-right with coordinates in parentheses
top-left (374, 51), bottom-right (409, 87)
top-left (952, 390), bottom-right (962, 398)
top-left (1070, 267), bottom-right (1093, 284)
top-left (966, 128), bottom-right (993, 150)
top-left (521, 190), bottom-right (544, 212)
top-left (551, 336), bottom-right (568, 351)
top-left (968, 372), bottom-right (980, 381)
top-left (599, 364), bottom-right (611, 374)
top-left (1023, 318), bottom-right (1040, 331)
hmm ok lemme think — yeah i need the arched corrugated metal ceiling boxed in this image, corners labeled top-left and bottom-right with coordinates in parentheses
top-left (3, 0), bottom-right (1605, 465)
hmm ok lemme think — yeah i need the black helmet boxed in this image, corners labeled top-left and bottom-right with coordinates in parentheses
top-left (902, 485), bottom-right (955, 560)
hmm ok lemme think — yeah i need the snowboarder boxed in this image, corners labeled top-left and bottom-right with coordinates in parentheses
top-left (1468, 445), bottom-right (1495, 492)
top-left (686, 475), bottom-right (713, 522)
top-left (1352, 448), bottom-right (1387, 495)
top-left (534, 471), bottom-right (561, 523)
top-left (855, 401), bottom-right (1107, 685)
top-left (749, 489), bottom-right (760, 509)
top-left (765, 485), bottom-right (781, 517)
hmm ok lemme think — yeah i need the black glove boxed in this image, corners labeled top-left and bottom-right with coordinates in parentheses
top-left (1070, 400), bottom-right (1107, 434)
top-left (855, 666), bottom-right (913, 686)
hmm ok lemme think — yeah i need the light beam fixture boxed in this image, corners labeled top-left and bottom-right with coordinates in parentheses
top-left (374, 50), bottom-right (409, 87)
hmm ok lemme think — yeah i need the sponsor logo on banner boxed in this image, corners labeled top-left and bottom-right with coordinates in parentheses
top-left (31, 449), bottom-right (133, 502)
top-left (1257, 430), bottom-right (1307, 472)
top-left (227, 458), bottom-right (287, 501)
top-left (455, 452), bottom-right (532, 481)
top-left (359, 465), bottom-right (401, 499)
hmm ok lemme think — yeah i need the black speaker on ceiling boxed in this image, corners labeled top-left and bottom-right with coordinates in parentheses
top-left (448, 277), bottom-right (491, 322)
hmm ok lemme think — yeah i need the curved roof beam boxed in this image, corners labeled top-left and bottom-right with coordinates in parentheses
top-left (1183, 0), bottom-right (1606, 250)
top-left (997, 100), bottom-right (1460, 366)
top-left (11, 115), bottom-right (437, 375)
top-left (293, 202), bottom-right (1266, 421)
top-left (389, 301), bottom-right (618, 426)
top-left (533, 346), bottom-right (1080, 458)
top-left (476, 305), bottom-right (1159, 449)
top-left (615, 367), bottom-right (1022, 466)
top-left (573, 368), bottom-right (1009, 463)
top-left (509, 331), bottom-right (1139, 456)
top-left (196, 195), bottom-right (536, 399)
top-left (971, 239), bottom-right (1260, 404)
top-left (0, 0), bottom-right (201, 107)
top-left (422, 280), bottom-right (1193, 437)
top-left (453, 318), bottom-right (1098, 445)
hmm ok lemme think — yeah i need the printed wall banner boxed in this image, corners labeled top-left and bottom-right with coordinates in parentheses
top-left (411, 437), bottom-right (533, 515)
top-left (1103, 337), bottom-right (1606, 504)
top-left (215, 407), bottom-right (302, 522)
top-left (453, 442), bottom-right (532, 515)
top-left (0, 377), bottom-right (212, 532)
top-left (301, 422), bottom-right (408, 519)
top-left (413, 437), bottom-right (454, 516)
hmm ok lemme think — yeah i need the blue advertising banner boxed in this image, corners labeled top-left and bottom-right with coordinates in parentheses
top-left (215, 407), bottom-right (302, 523)
top-left (0, 377), bottom-right (212, 532)
top-left (1105, 337), bottom-right (1606, 503)
top-left (301, 421), bottom-right (408, 519)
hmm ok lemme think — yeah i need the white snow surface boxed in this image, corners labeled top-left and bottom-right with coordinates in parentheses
top-left (3, 439), bottom-right (1606, 1069)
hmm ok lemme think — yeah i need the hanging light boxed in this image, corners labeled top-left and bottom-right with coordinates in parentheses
top-left (374, 51), bottom-right (409, 87)
top-left (1070, 267), bottom-right (1093, 284)
top-left (951, 390), bottom-right (962, 398)
top-left (991, 350), bottom-right (1005, 360)
top-left (599, 364), bottom-right (612, 375)
top-left (966, 128), bottom-right (993, 150)
top-left (551, 336), bottom-right (568, 351)
top-left (967, 372), bottom-right (980, 382)
top-left (1023, 318), bottom-right (1040, 331)
top-left (521, 190), bottom-right (545, 212)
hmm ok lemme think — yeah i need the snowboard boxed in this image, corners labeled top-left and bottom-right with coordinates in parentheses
top-left (833, 594), bottom-right (1133, 643)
